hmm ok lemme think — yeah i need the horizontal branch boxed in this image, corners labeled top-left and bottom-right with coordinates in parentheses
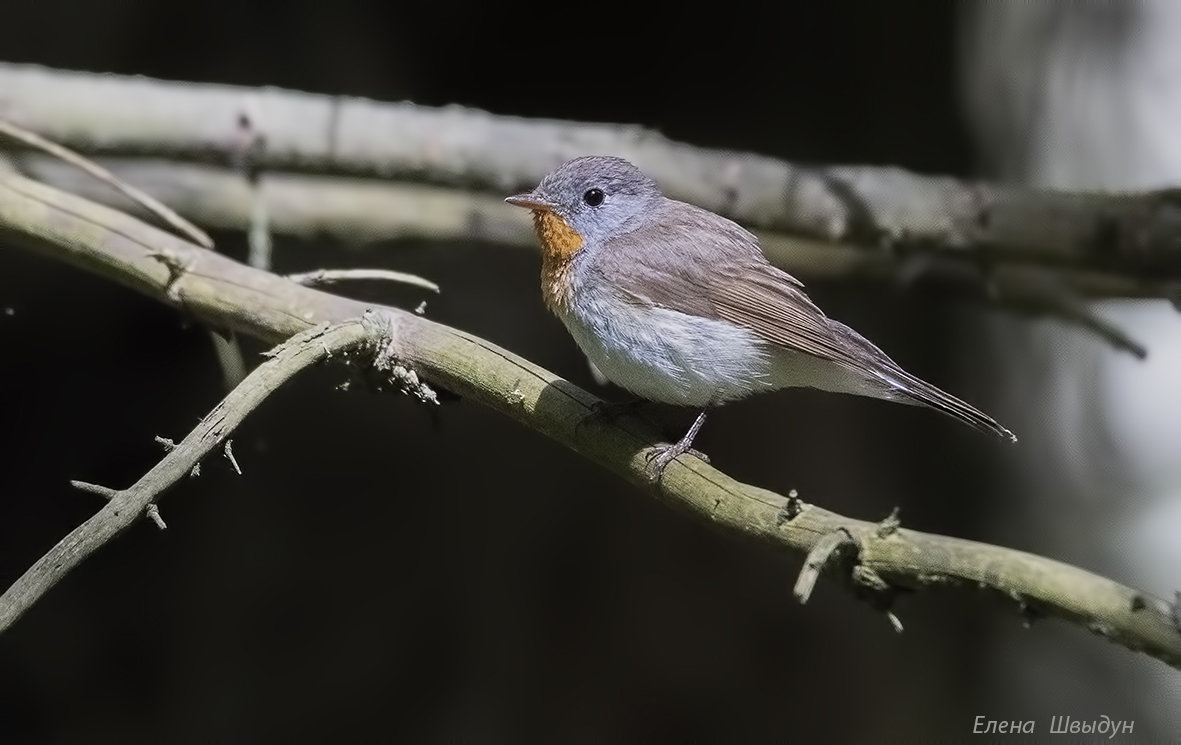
top-left (12, 153), bottom-right (1174, 309)
top-left (4, 62), bottom-right (1181, 288)
top-left (7, 152), bottom-right (1157, 358)
top-left (2, 167), bottom-right (1179, 667)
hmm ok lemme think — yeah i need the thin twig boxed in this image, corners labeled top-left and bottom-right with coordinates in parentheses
top-left (71, 480), bottom-right (165, 530)
top-left (209, 330), bottom-right (248, 389)
top-left (235, 107), bottom-right (272, 271)
top-left (0, 320), bottom-right (367, 633)
top-left (287, 268), bottom-right (440, 294)
top-left (223, 439), bottom-right (242, 475)
top-left (0, 117), bottom-right (213, 248)
top-left (987, 265), bottom-right (1148, 359)
top-left (144, 504), bottom-right (167, 530)
top-left (793, 530), bottom-right (854, 604)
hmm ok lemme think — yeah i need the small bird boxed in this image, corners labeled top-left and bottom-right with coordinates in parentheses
top-left (506, 156), bottom-right (1015, 479)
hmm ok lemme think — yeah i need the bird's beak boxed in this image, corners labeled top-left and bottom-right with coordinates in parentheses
top-left (505, 192), bottom-right (558, 212)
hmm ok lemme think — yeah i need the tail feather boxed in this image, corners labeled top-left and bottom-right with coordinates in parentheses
top-left (824, 319), bottom-right (1016, 442)
top-left (883, 366), bottom-right (1017, 443)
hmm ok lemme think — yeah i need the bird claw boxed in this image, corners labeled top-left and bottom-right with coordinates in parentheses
top-left (644, 443), bottom-right (710, 483)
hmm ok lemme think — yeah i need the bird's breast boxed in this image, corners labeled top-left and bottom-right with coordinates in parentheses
top-left (531, 210), bottom-right (584, 313)
top-left (560, 286), bottom-right (779, 407)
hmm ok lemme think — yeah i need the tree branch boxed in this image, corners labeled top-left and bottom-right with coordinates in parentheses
top-left (9, 154), bottom-right (1168, 302)
top-left (2, 168), bottom-right (1179, 667)
top-left (4, 62), bottom-right (1181, 289)
top-left (6, 152), bottom-right (1164, 359)
top-left (0, 317), bottom-right (368, 632)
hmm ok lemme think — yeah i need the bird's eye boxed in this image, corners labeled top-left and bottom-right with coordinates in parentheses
top-left (583, 188), bottom-right (605, 207)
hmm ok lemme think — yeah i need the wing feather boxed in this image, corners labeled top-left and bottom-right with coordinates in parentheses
top-left (590, 199), bottom-right (1016, 441)
top-left (596, 199), bottom-right (872, 374)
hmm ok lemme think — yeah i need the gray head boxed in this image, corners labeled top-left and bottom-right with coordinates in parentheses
top-left (505, 156), bottom-right (663, 243)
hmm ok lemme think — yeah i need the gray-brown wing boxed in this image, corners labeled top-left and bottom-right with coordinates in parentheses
top-left (596, 200), bottom-right (1016, 440)
top-left (597, 199), bottom-right (873, 372)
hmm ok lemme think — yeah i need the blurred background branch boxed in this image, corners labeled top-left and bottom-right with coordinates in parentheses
top-left (6, 64), bottom-right (1181, 360)
top-left (2, 63), bottom-right (1181, 300)
top-left (2, 166), bottom-right (1179, 668)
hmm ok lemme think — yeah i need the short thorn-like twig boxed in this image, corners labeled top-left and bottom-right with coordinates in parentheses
top-left (223, 439), bottom-right (242, 475)
top-left (876, 507), bottom-right (902, 538)
top-left (0, 320), bottom-right (369, 635)
top-left (0, 117), bottom-right (213, 248)
top-left (156, 436), bottom-right (199, 476)
top-left (777, 489), bottom-right (805, 526)
top-left (794, 529), bottom-right (854, 604)
top-left (71, 480), bottom-right (166, 530)
top-left (145, 504), bottom-right (167, 530)
top-left (287, 268), bottom-right (440, 294)
top-left (70, 480), bottom-right (118, 499)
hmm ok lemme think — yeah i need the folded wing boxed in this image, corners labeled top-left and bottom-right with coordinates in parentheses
top-left (598, 200), bottom-right (1016, 441)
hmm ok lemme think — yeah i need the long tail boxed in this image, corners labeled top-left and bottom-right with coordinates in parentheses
top-left (884, 365), bottom-right (1017, 443)
top-left (827, 320), bottom-right (1017, 443)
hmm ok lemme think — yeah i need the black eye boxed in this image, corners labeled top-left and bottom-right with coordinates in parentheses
top-left (583, 188), bottom-right (605, 206)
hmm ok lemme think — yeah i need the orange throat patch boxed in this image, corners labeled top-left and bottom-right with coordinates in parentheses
top-left (531, 210), bottom-right (583, 313)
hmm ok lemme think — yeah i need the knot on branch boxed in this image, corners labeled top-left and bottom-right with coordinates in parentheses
top-left (360, 309), bottom-right (438, 404)
top-left (147, 248), bottom-right (194, 303)
top-left (776, 488), bottom-right (805, 525)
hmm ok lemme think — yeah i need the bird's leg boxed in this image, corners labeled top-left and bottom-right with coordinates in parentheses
top-left (645, 409), bottom-right (710, 482)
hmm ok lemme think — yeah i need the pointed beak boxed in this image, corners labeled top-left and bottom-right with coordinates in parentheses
top-left (505, 192), bottom-right (558, 212)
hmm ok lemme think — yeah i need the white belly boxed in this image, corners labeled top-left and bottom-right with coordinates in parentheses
top-left (558, 285), bottom-right (887, 408)
top-left (558, 287), bottom-right (777, 406)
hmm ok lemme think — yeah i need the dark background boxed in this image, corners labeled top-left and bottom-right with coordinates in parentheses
top-left (0, 2), bottom-right (1157, 743)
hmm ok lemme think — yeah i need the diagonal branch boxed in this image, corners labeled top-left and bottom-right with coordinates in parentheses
top-left (0, 319), bottom-right (368, 633)
top-left (1, 169), bottom-right (1179, 668)
top-left (0, 117), bottom-right (213, 249)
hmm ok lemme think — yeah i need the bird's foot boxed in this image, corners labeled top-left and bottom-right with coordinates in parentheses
top-left (643, 409), bottom-right (710, 483)
top-left (644, 441), bottom-right (710, 482)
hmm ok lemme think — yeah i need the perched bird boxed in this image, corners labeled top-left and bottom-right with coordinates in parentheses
top-left (506, 156), bottom-right (1015, 479)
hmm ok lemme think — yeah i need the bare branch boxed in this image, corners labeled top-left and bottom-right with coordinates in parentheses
top-left (0, 319), bottom-right (368, 633)
top-left (10, 153), bottom-right (1162, 358)
top-left (0, 116), bottom-right (213, 248)
top-left (2, 168), bottom-right (1179, 668)
top-left (5, 63), bottom-right (1181, 286)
